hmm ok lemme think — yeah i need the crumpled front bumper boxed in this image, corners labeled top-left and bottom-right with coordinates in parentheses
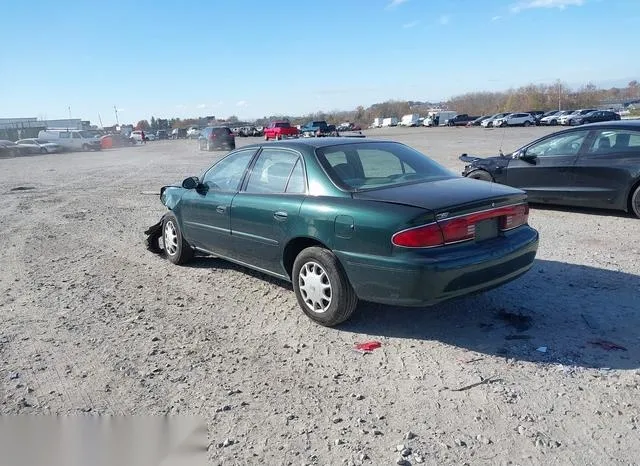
top-left (144, 214), bottom-right (167, 254)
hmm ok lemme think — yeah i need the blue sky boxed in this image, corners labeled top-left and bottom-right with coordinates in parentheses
top-left (1, 0), bottom-right (638, 125)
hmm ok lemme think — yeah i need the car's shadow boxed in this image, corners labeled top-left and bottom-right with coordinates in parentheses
top-left (529, 202), bottom-right (634, 219)
top-left (187, 256), bottom-right (638, 370)
top-left (187, 256), bottom-right (293, 291)
top-left (340, 259), bottom-right (639, 370)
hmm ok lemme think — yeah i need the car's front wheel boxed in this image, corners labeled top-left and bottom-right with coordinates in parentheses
top-left (162, 213), bottom-right (193, 265)
top-left (630, 184), bottom-right (640, 219)
top-left (292, 247), bottom-right (358, 327)
top-left (468, 170), bottom-right (493, 182)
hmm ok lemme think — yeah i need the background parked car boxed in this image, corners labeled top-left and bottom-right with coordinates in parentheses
top-left (0, 140), bottom-right (32, 156)
top-left (559, 109), bottom-right (597, 126)
top-left (100, 133), bottom-right (136, 149)
top-left (198, 126), bottom-right (235, 151)
top-left (572, 110), bottom-right (621, 125)
top-left (264, 121), bottom-right (299, 140)
top-left (539, 110), bottom-right (573, 126)
top-left (187, 127), bottom-right (200, 139)
top-left (481, 112), bottom-right (511, 128)
top-left (493, 113), bottom-right (536, 127)
top-left (447, 114), bottom-right (480, 126)
top-left (156, 130), bottom-right (168, 140)
top-left (460, 120), bottom-right (640, 218)
top-left (16, 138), bottom-right (62, 153)
top-left (525, 110), bottom-right (546, 124)
top-left (37, 130), bottom-right (101, 151)
top-left (467, 115), bottom-right (491, 126)
top-left (170, 128), bottom-right (187, 139)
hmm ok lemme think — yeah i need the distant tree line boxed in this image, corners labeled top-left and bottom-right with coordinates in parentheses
top-left (132, 81), bottom-right (639, 131)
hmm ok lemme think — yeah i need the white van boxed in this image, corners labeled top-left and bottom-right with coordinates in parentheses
top-left (38, 130), bottom-right (102, 151)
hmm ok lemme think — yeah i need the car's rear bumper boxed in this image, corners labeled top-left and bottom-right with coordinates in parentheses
top-left (337, 226), bottom-right (539, 307)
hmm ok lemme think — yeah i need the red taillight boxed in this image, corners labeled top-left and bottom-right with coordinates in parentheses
top-left (500, 203), bottom-right (529, 231)
top-left (392, 203), bottom-right (529, 248)
top-left (392, 223), bottom-right (444, 248)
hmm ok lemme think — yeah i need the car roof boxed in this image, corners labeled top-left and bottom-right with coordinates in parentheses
top-left (580, 120), bottom-right (640, 128)
top-left (241, 137), bottom-right (386, 151)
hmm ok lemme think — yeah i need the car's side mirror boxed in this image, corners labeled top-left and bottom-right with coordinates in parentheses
top-left (182, 176), bottom-right (200, 189)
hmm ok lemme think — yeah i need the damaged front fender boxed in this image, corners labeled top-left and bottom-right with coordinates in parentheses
top-left (160, 185), bottom-right (184, 210)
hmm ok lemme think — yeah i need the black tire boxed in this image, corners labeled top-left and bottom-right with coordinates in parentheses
top-left (550, 119), bottom-right (557, 126)
top-left (228, 143), bottom-right (236, 150)
top-left (40, 147), bottom-right (47, 154)
top-left (264, 134), bottom-right (269, 141)
top-left (630, 184), bottom-right (640, 219)
top-left (292, 246), bottom-right (358, 327)
top-left (468, 170), bottom-right (493, 182)
top-left (524, 120), bottom-right (531, 127)
top-left (162, 213), bottom-right (193, 265)
top-left (82, 144), bottom-right (89, 151)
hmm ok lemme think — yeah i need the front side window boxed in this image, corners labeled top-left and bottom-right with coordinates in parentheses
top-left (316, 142), bottom-right (452, 191)
top-left (72, 133), bottom-right (81, 139)
top-left (245, 149), bottom-right (299, 194)
top-left (202, 149), bottom-right (255, 191)
top-left (59, 132), bottom-right (70, 139)
top-left (525, 130), bottom-right (590, 157)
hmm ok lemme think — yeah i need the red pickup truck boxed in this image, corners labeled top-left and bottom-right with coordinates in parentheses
top-left (264, 120), bottom-right (299, 141)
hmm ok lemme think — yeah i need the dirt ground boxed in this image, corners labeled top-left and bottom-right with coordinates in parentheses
top-left (1, 127), bottom-right (639, 465)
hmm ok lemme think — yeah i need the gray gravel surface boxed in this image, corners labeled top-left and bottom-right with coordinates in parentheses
top-left (1, 127), bottom-right (639, 465)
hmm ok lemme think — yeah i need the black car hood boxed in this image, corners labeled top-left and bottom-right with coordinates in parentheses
top-left (353, 177), bottom-right (526, 213)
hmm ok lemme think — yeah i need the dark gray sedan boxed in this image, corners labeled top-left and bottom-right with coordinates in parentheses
top-left (460, 121), bottom-right (640, 218)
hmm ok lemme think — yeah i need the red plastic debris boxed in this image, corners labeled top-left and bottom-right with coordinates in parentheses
top-left (354, 341), bottom-right (382, 353)
top-left (588, 339), bottom-right (627, 351)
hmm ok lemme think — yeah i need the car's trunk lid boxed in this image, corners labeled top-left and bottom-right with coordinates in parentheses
top-left (353, 177), bottom-right (526, 215)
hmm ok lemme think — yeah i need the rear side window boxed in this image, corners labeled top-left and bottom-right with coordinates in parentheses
top-left (59, 133), bottom-right (70, 139)
top-left (275, 122), bottom-right (290, 128)
top-left (586, 130), bottom-right (640, 155)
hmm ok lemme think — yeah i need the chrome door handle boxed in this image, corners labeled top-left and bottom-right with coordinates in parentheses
top-left (216, 205), bottom-right (227, 214)
top-left (273, 211), bottom-right (288, 220)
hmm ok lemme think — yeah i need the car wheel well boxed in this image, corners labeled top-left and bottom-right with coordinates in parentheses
top-left (628, 178), bottom-right (640, 215)
top-left (467, 169), bottom-right (494, 182)
top-left (283, 237), bottom-right (329, 278)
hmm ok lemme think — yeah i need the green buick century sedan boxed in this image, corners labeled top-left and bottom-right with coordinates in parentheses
top-left (146, 138), bottom-right (539, 326)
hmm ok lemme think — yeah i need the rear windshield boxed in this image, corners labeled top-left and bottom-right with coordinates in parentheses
top-left (274, 122), bottom-right (290, 128)
top-left (315, 142), bottom-right (453, 192)
top-left (212, 128), bottom-right (230, 135)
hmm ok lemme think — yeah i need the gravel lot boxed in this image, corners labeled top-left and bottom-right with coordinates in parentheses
top-left (1, 126), bottom-right (639, 465)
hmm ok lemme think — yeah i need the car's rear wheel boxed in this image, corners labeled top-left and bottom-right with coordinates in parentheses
top-left (82, 144), bottom-right (89, 151)
top-left (630, 184), bottom-right (640, 219)
top-left (468, 170), bottom-right (493, 182)
top-left (524, 121), bottom-right (531, 127)
top-left (292, 247), bottom-right (358, 327)
top-left (550, 119), bottom-right (557, 126)
top-left (162, 213), bottom-right (193, 265)
top-left (264, 135), bottom-right (269, 141)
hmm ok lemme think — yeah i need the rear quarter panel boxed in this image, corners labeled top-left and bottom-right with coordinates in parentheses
top-left (295, 197), bottom-right (430, 257)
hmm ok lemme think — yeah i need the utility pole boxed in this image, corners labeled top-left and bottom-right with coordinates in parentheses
top-left (98, 113), bottom-right (104, 128)
top-left (68, 106), bottom-right (72, 119)
top-left (114, 105), bottom-right (119, 125)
